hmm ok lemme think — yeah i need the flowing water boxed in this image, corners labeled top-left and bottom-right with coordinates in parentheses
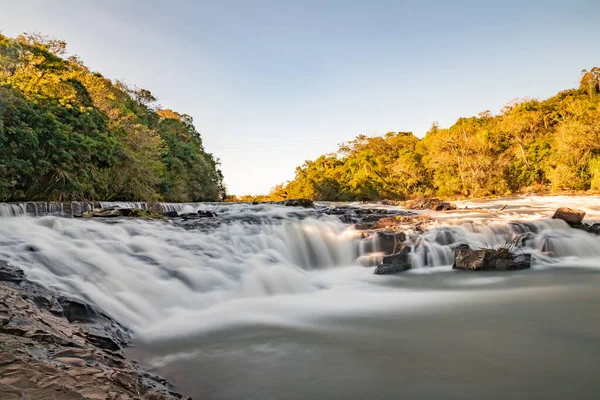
top-left (1, 197), bottom-right (599, 399)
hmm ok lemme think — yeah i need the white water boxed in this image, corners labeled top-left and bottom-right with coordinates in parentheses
top-left (2, 197), bottom-right (600, 399)
top-left (0, 198), bottom-right (599, 338)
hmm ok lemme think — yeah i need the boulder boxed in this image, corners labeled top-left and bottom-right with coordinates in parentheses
top-left (552, 207), bottom-right (586, 224)
top-left (435, 202), bottom-right (457, 211)
top-left (283, 199), bottom-right (315, 208)
top-left (0, 261), bottom-right (24, 282)
top-left (288, 199), bottom-right (315, 207)
top-left (374, 263), bottom-right (412, 275)
top-left (382, 246), bottom-right (411, 265)
top-left (453, 248), bottom-right (531, 271)
top-left (162, 211), bottom-right (179, 218)
top-left (373, 232), bottom-right (406, 254)
top-left (566, 222), bottom-right (600, 235)
top-left (406, 198), bottom-right (443, 210)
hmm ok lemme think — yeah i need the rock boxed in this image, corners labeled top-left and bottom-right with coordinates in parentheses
top-left (453, 248), bottom-right (531, 271)
top-left (552, 207), bottom-right (586, 224)
top-left (85, 331), bottom-right (121, 351)
top-left (382, 246), bottom-right (412, 265)
top-left (0, 281), bottom-right (182, 399)
top-left (118, 208), bottom-right (135, 217)
top-left (283, 199), bottom-right (315, 208)
top-left (76, 208), bottom-right (122, 218)
top-left (435, 202), bottom-right (457, 211)
top-left (58, 296), bottom-right (100, 322)
top-left (374, 263), bottom-right (412, 274)
top-left (406, 198), bottom-right (444, 210)
top-left (162, 211), bottom-right (179, 218)
top-left (0, 261), bottom-right (24, 282)
top-left (372, 232), bottom-right (406, 254)
top-left (198, 210), bottom-right (218, 218)
top-left (568, 222), bottom-right (600, 235)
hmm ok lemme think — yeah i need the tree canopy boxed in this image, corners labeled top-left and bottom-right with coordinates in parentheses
top-left (0, 33), bottom-right (224, 202)
top-left (265, 68), bottom-right (600, 201)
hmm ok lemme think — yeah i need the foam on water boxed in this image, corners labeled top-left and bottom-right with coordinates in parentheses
top-left (0, 197), bottom-right (599, 343)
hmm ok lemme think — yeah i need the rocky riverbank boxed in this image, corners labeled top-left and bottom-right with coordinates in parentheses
top-left (0, 261), bottom-right (186, 400)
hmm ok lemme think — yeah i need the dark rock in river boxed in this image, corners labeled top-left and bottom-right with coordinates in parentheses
top-left (198, 210), bottom-right (218, 217)
top-left (552, 207), bottom-right (586, 224)
top-left (374, 263), bottom-right (412, 274)
top-left (163, 210), bottom-right (179, 218)
top-left (381, 245), bottom-right (411, 265)
top-left (435, 202), bottom-right (457, 211)
top-left (283, 198), bottom-right (315, 208)
top-left (371, 232), bottom-right (407, 254)
top-left (565, 222), bottom-right (600, 235)
top-left (0, 260), bottom-right (24, 282)
top-left (374, 246), bottom-right (413, 274)
top-left (453, 247), bottom-right (531, 271)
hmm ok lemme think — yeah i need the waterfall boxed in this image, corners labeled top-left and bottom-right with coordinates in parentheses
top-left (0, 203), bottom-right (27, 217)
top-left (1, 198), bottom-right (600, 343)
top-left (99, 202), bottom-right (148, 210)
top-left (0, 212), bottom-right (356, 332)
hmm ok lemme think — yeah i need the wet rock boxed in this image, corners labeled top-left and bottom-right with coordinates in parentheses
top-left (374, 263), bottom-right (412, 274)
top-left (77, 208), bottom-right (123, 218)
top-left (406, 198), bottom-right (443, 210)
top-left (453, 248), bottom-right (531, 271)
top-left (0, 261), bottom-right (24, 282)
top-left (382, 246), bottom-right (412, 265)
top-left (198, 210), bottom-right (218, 217)
top-left (84, 331), bottom-right (121, 351)
top-left (283, 198), bottom-right (315, 208)
top-left (435, 202), bottom-right (457, 211)
top-left (0, 281), bottom-right (183, 399)
top-left (568, 222), bottom-right (600, 235)
top-left (162, 211), bottom-right (179, 218)
top-left (58, 296), bottom-right (100, 322)
top-left (552, 207), bottom-right (586, 224)
top-left (376, 232), bottom-right (407, 254)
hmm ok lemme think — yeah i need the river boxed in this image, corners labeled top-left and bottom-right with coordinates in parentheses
top-left (0, 196), bottom-right (599, 399)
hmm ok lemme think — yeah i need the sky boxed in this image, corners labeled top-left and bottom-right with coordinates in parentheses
top-left (1, 0), bottom-right (599, 195)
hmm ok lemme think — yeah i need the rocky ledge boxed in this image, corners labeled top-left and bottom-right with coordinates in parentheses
top-left (0, 261), bottom-right (185, 400)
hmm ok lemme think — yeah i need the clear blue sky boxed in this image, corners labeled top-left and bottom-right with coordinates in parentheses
top-left (1, 0), bottom-right (599, 195)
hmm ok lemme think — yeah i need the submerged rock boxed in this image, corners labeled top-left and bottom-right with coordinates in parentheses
top-left (453, 247), bottom-right (531, 271)
top-left (198, 210), bottom-right (218, 217)
top-left (552, 207), bottom-right (586, 224)
top-left (374, 263), bottom-right (412, 274)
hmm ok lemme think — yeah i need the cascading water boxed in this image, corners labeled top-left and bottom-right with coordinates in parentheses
top-left (0, 203), bottom-right (26, 217)
top-left (99, 201), bottom-right (148, 210)
top-left (1, 198), bottom-right (600, 400)
top-left (0, 210), bottom-right (357, 332)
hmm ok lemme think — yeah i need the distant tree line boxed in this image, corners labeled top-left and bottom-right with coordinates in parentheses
top-left (0, 33), bottom-right (225, 202)
top-left (256, 67), bottom-right (600, 201)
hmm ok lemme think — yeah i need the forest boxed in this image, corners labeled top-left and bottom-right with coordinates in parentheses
top-left (249, 67), bottom-right (600, 202)
top-left (0, 33), bottom-right (225, 202)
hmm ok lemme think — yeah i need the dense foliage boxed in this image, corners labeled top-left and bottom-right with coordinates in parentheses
top-left (0, 33), bottom-right (224, 201)
top-left (264, 67), bottom-right (600, 201)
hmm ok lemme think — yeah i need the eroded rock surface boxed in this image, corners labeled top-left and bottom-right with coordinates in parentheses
top-left (453, 246), bottom-right (531, 271)
top-left (0, 262), bottom-right (185, 400)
